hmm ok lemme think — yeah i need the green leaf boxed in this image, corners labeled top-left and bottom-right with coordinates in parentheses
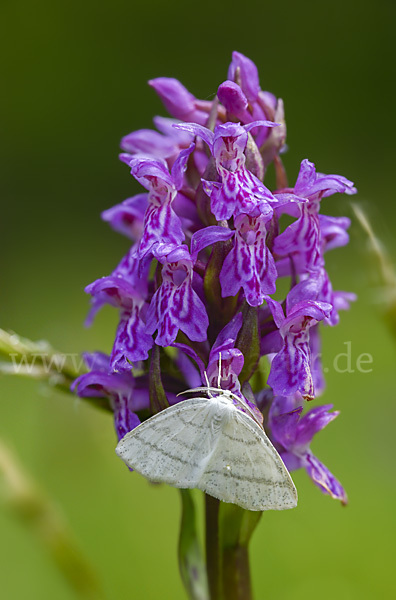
top-left (235, 304), bottom-right (260, 384)
top-left (149, 345), bottom-right (169, 414)
top-left (178, 490), bottom-right (209, 600)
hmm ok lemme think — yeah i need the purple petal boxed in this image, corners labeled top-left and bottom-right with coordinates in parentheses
top-left (153, 116), bottom-right (195, 144)
top-left (175, 350), bottom-right (202, 389)
top-left (220, 214), bottom-right (277, 306)
top-left (305, 452), bottom-right (348, 504)
top-left (172, 343), bottom-right (206, 382)
top-left (217, 81), bottom-right (249, 118)
top-left (295, 159), bottom-right (356, 198)
top-left (170, 143), bottom-right (195, 190)
top-left (72, 368), bottom-right (132, 400)
top-left (149, 78), bottom-right (208, 125)
top-left (260, 329), bottom-right (283, 355)
top-left (243, 120), bottom-right (280, 132)
top-left (295, 404), bottom-right (338, 447)
top-left (320, 215), bottom-right (351, 251)
top-left (332, 290), bottom-right (357, 313)
top-left (267, 338), bottom-right (314, 399)
top-left (205, 168), bottom-right (274, 221)
top-left (138, 200), bottom-right (185, 260)
top-left (228, 51), bottom-right (260, 102)
top-left (282, 300), bottom-right (332, 334)
top-left (85, 276), bottom-right (135, 310)
top-left (286, 272), bottom-right (326, 312)
top-left (86, 247), bottom-right (147, 302)
top-left (119, 152), bottom-right (133, 166)
top-left (264, 296), bottom-right (285, 328)
top-left (190, 225), bottom-right (234, 259)
top-left (101, 194), bottom-right (147, 240)
top-left (211, 311), bottom-right (243, 353)
top-left (274, 204), bottom-right (322, 272)
top-left (173, 122), bottom-right (214, 150)
top-left (81, 352), bottom-right (110, 373)
top-left (113, 396), bottom-right (141, 440)
top-left (111, 305), bottom-right (154, 370)
top-left (272, 192), bottom-right (308, 206)
top-left (269, 394), bottom-right (302, 419)
top-left (129, 156), bottom-right (173, 190)
top-left (207, 348), bottom-right (244, 394)
top-left (258, 90), bottom-right (277, 114)
top-left (294, 159), bottom-right (317, 195)
top-left (145, 258), bottom-right (209, 346)
top-left (120, 129), bottom-right (176, 159)
top-left (270, 407), bottom-right (303, 448)
top-left (279, 451), bottom-right (304, 472)
top-left (309, 325), bottom-right (326, 396)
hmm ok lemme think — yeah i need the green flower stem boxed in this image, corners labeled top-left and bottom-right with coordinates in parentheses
top-left (149, 344), bottom-right (169, 413)
top-left (205, 494), bottom-right (262, 600)
top-left (219, 503), bottom-right (262, 600)
top-left (205, 494), bottom-right (222, 600)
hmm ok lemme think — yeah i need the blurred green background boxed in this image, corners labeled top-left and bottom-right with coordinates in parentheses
top-left (1, 0), bottom-right (396, 598)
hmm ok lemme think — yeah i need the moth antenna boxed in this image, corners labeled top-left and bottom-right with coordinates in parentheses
top-left (217, 352), bottom-right (222, 389)
top-left (203, 370), bottom-right (213, 398)
top-left (178, 386), bottom-right (223, 397)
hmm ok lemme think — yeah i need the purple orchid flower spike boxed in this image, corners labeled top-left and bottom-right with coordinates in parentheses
top-left (175, 121), bottom-right (279, 221)
top-left (270, 403), bottom-right (347, 504)
top-left (73, 54), bottom-right (357, 518)
top-left (220, 212), bottom-right (277, 306)
top-left (124, 144), bottom-right (195, 258)
top-left (265, 295), bottom-right (332, 400)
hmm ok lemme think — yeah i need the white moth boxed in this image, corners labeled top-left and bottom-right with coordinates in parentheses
top-left (116, 383), bottom-right (298, 511)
